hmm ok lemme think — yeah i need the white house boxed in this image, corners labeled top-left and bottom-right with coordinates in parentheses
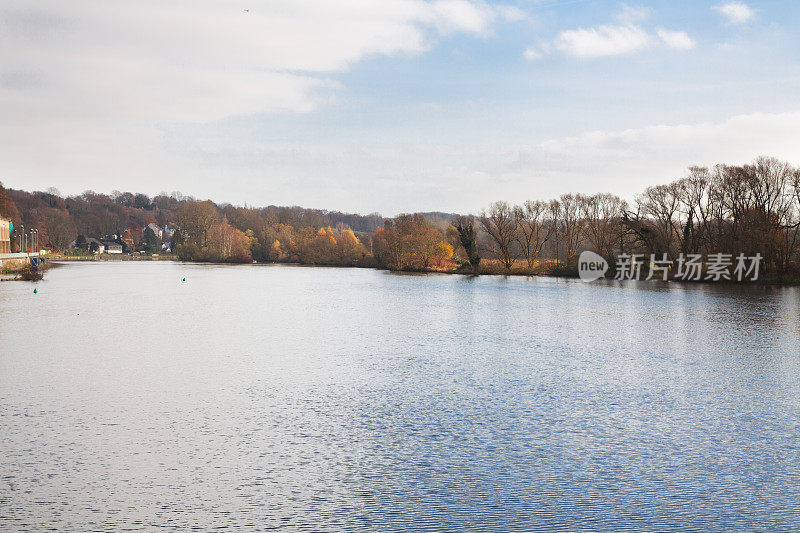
top-left (103, 241), bottom-right (123, 254)
top-left (86, 238), bottom-right (105, 254)
top-left (0, 217), bottom-right (10, 254)
top-left (145, 223), bottom-right (163, 240)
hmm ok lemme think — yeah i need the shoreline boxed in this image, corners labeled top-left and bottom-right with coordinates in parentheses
top-left (46, 255), bottom-right (800, 287)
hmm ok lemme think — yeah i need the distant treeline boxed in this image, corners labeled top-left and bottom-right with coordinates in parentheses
top-left (2, 156), bottom-right (800, 279)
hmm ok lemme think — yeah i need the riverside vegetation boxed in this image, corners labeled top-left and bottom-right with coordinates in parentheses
top-left (3, 156), bottom-right (800, 281)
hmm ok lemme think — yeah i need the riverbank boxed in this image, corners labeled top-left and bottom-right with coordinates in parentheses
top-left (0, 251), bottom-right (47, 280)
top-left (0, 262), bottom-right (50, 281)
top-left (40, 253), bottom-right (800, 286)
top-left (47, 253), bottom-right (178, 262)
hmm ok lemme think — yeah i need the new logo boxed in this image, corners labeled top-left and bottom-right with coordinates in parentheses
top-left (578, 251), bottom-right (608, 282)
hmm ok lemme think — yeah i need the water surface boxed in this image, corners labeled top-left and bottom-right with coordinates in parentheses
top-left (1, 262), bottom-right (799, 531)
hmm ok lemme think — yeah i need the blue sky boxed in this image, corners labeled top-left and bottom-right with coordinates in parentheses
top-left (1, 0), bottom-right (799, 215)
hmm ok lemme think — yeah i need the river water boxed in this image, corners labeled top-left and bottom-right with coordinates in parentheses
top-left (1, 261), bottom-right (799, 531)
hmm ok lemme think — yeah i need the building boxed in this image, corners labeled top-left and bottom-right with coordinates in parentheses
top-left (86, 238), bottom-right (105, 254)
top-left (103, 241), bottom-right (123, 254)
top-left (0, 218), bottom-right (10, 254)
top-left (145, 223), bottom-right (163, 240)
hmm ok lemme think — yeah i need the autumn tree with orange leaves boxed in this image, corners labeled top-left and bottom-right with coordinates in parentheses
top-left (374, 214), bottom-right (453, 270)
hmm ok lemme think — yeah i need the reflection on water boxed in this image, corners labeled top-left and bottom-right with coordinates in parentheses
top-left (1, 262), bottom-right (799, 531)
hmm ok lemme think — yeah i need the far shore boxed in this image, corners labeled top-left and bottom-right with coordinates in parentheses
top-left (47, 253), bottom-right (177, 262)
top-left (42, 253), bottom-right (800, 286)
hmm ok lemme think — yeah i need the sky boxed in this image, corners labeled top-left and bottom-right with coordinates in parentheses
top-left (1, 0), bottom-right (800, 216)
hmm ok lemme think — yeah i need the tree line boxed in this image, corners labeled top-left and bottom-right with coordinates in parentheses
top-left (2, 156), bottom-right (799, 280)
top-left (470, 157), bottom-right (800, 279)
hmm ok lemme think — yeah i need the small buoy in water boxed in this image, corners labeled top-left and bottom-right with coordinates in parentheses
top-left (33, 288), bottom-right (37, 294)
top-left (182, 277), bottom-right (186, 282)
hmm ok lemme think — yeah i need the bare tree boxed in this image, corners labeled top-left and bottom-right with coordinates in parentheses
top-left (558, 193), bottom-right (585, 261)
top-left (675, 168), bottom-right (712, 254)
top-left (548, 199), bottom-right (562, 264)
top-left (581, 193), bottom-right (627, 261)
top-left (636, 182), bottom-right (682, 256)
top-left (480, 201), bottom-right (517, 270)
top-left (745, 157), bottom-right (799, 272)
top-left (177, 200), bottom-right (220, 246)
top-left (513, 200), bottom-right (552, 269)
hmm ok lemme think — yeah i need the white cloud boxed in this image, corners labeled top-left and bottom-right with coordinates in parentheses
top-left (555, 24), bottom-right (652, 58)
top-left (510, 112), bottom-right (800, 201)
top-left (262, 111), bottom-right (800, 212)
top-left (0, 0), bottom-right (515, 123)
top-left (615, 4), bottom-right (651, 25)
top-left (0, 0), bottom-right (524, 208)
top-left (522, 47), bottom-right (543, 61)
top-left (657, 29), bottom-right (695, 51)
top-left (552, 4), bottom-right (695, 60)
top-left (427, 0), bottom-right (497, 35)
top-left (713, 2), bottom-right (756, 24)
top-left (497, 5), bottom-right (526, 22)
top-left (523, 44), bottom-right (548, 61)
